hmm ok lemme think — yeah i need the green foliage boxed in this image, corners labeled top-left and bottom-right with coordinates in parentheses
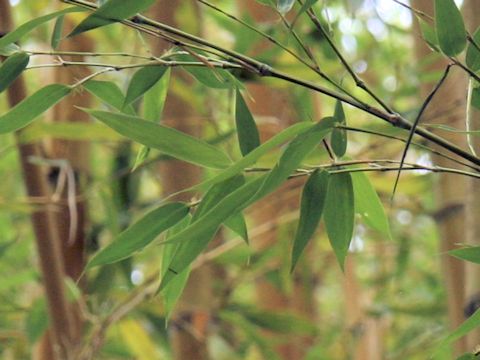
top-left (235, 90), bottom-right (261, 156)
top-left (0, 52), bottom-right (29, 94)
top-left (434, 0), bottom-right (466, 56)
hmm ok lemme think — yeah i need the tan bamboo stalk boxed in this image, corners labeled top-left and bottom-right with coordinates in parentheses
top-left (462, 0), bottom-right (480, 351)
top-left (412, 0), bottom-right (467, 355)
top-left (0, 1), bottom-right (75, 359)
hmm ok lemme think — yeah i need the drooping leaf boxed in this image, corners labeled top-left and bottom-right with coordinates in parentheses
top-left (69, 0), bottom-right (156, 37)
top-left (143, 67), bottom-right (170, 122)
top-left (0, 51), bottom-right (29, 94)
top-left (417, 16), bottom-right (440, 52)
top-left (277, 0), bottom-right (295, 14)
top-left (161, 215), bottom-right (192, 322)
top-left (159, 119), bottom-right (334, 290)
top-left (86, 202), bottom-right (189, 268)
top-left (331, 100), bottom-right (347, 157)
top-left (466, 27), bottom-right (480, 72)
top-left (472, 86), bottom-right (480, 110)
top-left (0, 7), bottom-right (84, 50)
top-left (449, 246), bottom-right (480, 264)
top-left (83, 80), bottom-right (135, 115)
top-left (51, 15), bottom-right (65, 50)
top-left (437, 308), bottom-right (480, 353)
top-left (434, 0), bottom-right (466, 56)
top-left (124, 65), bottom-right (168, 107)
top-left (352, 171), bottom-right (391, 239)
top-left (291, 169), bottom-right (329, 272)
top-left (0, 84), bottom-right (71, 134)
top-left (224, 212), bottom-right (249, 243)
top-left (159, 176), bottom-right (266, 291)
top-left (83, 109), bottom-right (232, 169)
top-left (324, 172), bottom-right (355, 270)
top-left (235, 90), bottom-right (260, 156)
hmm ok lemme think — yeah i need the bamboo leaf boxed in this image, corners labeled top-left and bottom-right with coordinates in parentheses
top-left (235, 90), bottom-right (261, 156)
top-left (324, 172), bottom-right (355, 270)
top-left (352, 172), bottom-right (391, 239)
top-left (83, 80), bottom-right (135, 115)
top-left (124, 65), bottom-right (168, 107)
top-left (277, 0), bottom-right (295, 14)
top-left (437, 308), bottom-right (480, 353)
top-left (472, 86), bottom-right (480, 111)
top-left (69, 0), bottom-right (156, 37)
top-left (87, 202), bottom-right (189, 269)
top-left (0, 51), bottom-right (29, 94)
top-left (143, 67), bottom-right (170, 122)
top-left (331, 100), bottom-right (347, 157)
top-left (83, 109), bottom-right (232, 169)
top-left (449, 246), bottom-right (480, 264)
top-left (291, 169), bottom-right (329, 272)
top-left (417, 16), bottom-right (440, 52)
top-left (51, 15), bottom-right (65, 50)
top-left (0, 84), bottom-right (71, 134)
top-left (0, 7), bottom-right (84, 50)
top-left (434, 0), bottom-right (466, 56)
top-left (466, 26), bottom-right (480, 72)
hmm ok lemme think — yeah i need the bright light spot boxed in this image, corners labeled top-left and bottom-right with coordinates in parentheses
top-left (350, 226), bottom-right (365, 252)
top-left (130, 269), bottom-right (144, 285)
top-left (397, 210), bottom-right (413, 225)
top-left (413, 153), bottom-right (433, 175)
top-left (9, 0), bottom-right (20, 5)
top-left (454, 0), bottom-right (464, 7)
top-left (341, 35), bottom-right (357, 55)
top-left (354, 60), bottom-right (368, 73)
top-left (382, 75), bottom-right (397, 91)
top-left (376, 0), bottom-right (412, 28)
top-left (367, 18), bottom-right (388, 41)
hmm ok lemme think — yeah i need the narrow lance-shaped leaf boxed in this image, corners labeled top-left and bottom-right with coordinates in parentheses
top-left (331, 100), bottom-right (347, 157)
top-left (291, 169), bottom-right (329, 272)
top-left (69, 0), bottom-right (156, 37)
top-left (466, 26), bottom-right (480, 72)
top-left (0, 84), bottom-right (71, 134)
top-left (434, 0), bottom-right (466, 56)
top-left (324, 172), bottom-right (355, 270)
top-left (83, 80), bottom-right (135, 115)
top-left (352, 171), bottom-right (391, 239)
top-left (159, 118), bottom-right (335, 290)
top-left (0, 52), bottom-right (29, 94)
top-left (124, 65), bottom-right (168, 107)
top-left (416, 16), bottom-right (440, 52)
top-left (449, 246), bottom-right (480, 264)
top-left (51, 15), bottom-right (65, 50)
top-left (0, 7), bottom-right (84, 50)
top-left (436, 308), bottom-right (480, 354)
top-left (83, 109), bottom-right (232, 169)
top-left (235, 90), bottom-right (260, 156)
top-left (87, 202), bottom-right (189, 269)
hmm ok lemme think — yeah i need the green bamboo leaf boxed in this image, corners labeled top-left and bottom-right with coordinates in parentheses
top-left (159, 176), bottom-right (266, 292)
top-left (235, 90), bottom-right (260, 156)
top-left (83, 109), bottom-right (232, 169)
top-left (143, 67), bottom-right (170, 122)
top-left (331, 100), bottom-right (347, 157)
top-left (69, 0), bottom-right (156, 37)
top-left (25, 299), bottom-right (48, 344)
top-left (449, 246), bottom-right (480, 264)
top-left (466, 27), bottom-right (480, 72)
top-left (352, 172), bottom-right (391, 239)
top-left (0, 51), bottom-right (29, 94)
top-left (224, 212), bottom-right (249, 243)
top-left (0, 84), bottom-right (71, 134)
top-left (83, 80), bottom-right (135, 115)
top-left (291, 169), bottom-right (329, 272)
top-left (87, 202), bottom-right (189, 269)
top-left (124, 65), bottom-right (168, 107)
top-left (437, 308), bottom-right (480, 353)
top-left (434, 0), bottom-right (466, 56)
top-left (472, 86), bottom-right (480, 110)
top-left (51, 15), bottom-right (65, 50)
top-left (417, 16), bottom-right (440, 52)
top-left (324, 172), bottom-right (355, 270)
top-left (161, 215), bottom-right (192, 322)
top-left (0, 7), bottom-right (84, 50)
top-left (277, 0), bottom-right (295, 14)
top-left (159, 119), bottom-right (334, 290)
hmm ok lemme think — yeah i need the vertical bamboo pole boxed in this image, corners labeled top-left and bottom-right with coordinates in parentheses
top-left (0, 2), bottom-right (75, 359)
top-left (412, 0), bottom-right (467, 355)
